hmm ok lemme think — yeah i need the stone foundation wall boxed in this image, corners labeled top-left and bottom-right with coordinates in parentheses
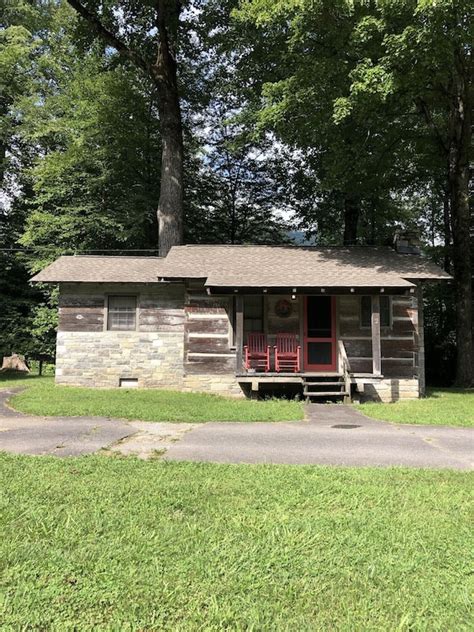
top-left (55, 331), bottom-right (184, 388)
top-left (355, 378), bottom-right (419, 402)
top-left (182, 374), bottom-right (245, 398)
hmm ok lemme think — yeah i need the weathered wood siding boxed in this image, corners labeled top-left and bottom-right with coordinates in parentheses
top-left (338, 294), bottom-right (419, 378)
top-left (58, 283), bottom-right (185, 333)
top-left (184, 286), bottom-right (236, 375)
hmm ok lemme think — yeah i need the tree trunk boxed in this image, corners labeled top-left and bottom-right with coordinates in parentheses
top-left (66, 0), bottom-right (184, 257)
top-left (152, 0), bottom-right (184, 256)
top-left (448, 70), bottom-right (472, 387)
top-left (343, 196), bottom-right (359, 245)
top-left (443, 190), bottom-right (452, 272)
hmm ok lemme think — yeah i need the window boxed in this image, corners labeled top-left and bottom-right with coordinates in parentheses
top-left (360, 296), bottom-right (391, 328)
top-left (107, 295), bottom-right (137, 331)
top-left (244, 295), bottom-right (264, 334)
top-left (380, 296), bottom-right (391, 327)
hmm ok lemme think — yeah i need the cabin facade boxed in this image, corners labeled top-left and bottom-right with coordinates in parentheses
top-left (33, 244), bottom-right (451, 402)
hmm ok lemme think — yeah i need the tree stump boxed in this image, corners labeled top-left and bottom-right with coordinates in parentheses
top-left (0, 354), bottom-right (30, 373)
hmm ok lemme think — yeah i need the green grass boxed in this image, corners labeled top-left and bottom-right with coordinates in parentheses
top-left (359, 388), bottom-right (474, 427)
top-left (1, 374), bottom-right (303, 422)
top-left (0, 371), bottom-right (50, 390)
top-left (0, 455), bottom-right (472, 630)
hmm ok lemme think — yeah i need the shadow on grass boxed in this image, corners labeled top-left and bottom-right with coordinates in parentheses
top-left (424, 387), bottom-right (473, 399)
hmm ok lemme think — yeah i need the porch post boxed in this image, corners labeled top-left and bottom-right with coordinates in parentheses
top-left (417, 285), bottom-right (426, 396)
top-left (371, 295), bottom-right (382, 376)
top-left (235, 295), bottom-right (244, 373)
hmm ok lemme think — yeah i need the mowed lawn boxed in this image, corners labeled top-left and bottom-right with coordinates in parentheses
top-left (359, 388), bottom-right (474, 427)
top-left (0, 455), bottom-right (472, 630)
top-left (0, 375), bottom-right (303, 422)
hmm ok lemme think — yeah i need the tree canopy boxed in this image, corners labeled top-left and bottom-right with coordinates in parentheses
top-left (1, 0), bottom-right (472, 384)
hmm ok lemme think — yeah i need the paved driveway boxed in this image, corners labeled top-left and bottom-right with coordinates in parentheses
top-left (164, 406), bottom-right (474, 470)
top-left (0, 389), bottom-right (134, 457)
top-left (0, 389), bottom-right (472, 468)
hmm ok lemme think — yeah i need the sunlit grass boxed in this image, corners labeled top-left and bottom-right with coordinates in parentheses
top-left (1, 455), bottom-right (472, 630)
top-left (359, 388), bottom-right (474, 427)
top-left (2, 374), bottom-right (303, 422)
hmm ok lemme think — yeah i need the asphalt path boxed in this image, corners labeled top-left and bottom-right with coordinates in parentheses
top-left (1, 389), bottom-right (472, 469)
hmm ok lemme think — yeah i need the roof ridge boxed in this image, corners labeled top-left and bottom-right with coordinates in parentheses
top-left (59, 254), bottom-right (163, 259)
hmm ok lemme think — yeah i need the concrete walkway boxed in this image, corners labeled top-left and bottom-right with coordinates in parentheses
top-left (0, 389), bottom-right (472, 468)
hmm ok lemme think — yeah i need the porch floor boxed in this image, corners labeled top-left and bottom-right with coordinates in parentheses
top-left (236, 373), bottom-right (343, 385)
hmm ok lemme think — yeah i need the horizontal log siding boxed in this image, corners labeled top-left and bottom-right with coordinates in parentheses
top-left (338, 294), bottom-right (419, 378)
top-left (184, 292), bottom-right (236, 375)
top-left (59, 288), bottom-right (105, 332)
top-left (58, 283), bottom-right (185, 333)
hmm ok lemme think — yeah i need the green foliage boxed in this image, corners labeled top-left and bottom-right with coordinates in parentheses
top-left (1, 454), bottom-right (472, 628)
top-left (234, 0), bottom-right (422, 244)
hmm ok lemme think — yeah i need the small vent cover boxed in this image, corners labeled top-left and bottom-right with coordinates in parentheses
top-left (119, 378), bottom-right (138, 388)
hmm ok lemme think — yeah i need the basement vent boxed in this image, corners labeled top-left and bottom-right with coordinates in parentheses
top-left (119, 378), bottom-right (138, 389)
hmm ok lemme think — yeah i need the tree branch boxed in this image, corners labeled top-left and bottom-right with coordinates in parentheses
top-left (66, 0), bottom-right (150, 75)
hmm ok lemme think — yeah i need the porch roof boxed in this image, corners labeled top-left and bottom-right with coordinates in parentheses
top-left (160, 245), bottom-right (451, 288)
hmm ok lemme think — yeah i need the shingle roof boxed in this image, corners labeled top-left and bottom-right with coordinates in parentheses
top-left (31, 246), bottom-right (451, 287)
top-left (31, 256), bottom-right (164, 283)
top-left (159, 245), bottom-right (451, 288)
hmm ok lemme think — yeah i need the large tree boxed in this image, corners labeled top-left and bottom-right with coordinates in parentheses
top-left (234, 0), bottom-right (414, 245)
top-left (66, 0), bottom-right (184, 255)
top-left (333, 0), bottom-right (473, 385)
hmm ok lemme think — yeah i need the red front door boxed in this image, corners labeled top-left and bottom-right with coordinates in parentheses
top-left (304, 296), bottom-right (336, 371)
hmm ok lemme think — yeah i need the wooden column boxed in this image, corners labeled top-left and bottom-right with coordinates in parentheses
top-left (235, 295), bottom-right (244, 373)
top-left (417, 285), bottom-right (426, 396)
top-left (371, 295), bottom-right (382, 376)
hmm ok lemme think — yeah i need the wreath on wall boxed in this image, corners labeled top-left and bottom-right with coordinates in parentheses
top-left (275, 299), bottom-right (293, 318)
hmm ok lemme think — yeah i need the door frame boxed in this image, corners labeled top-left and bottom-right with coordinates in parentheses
top-left (303, 296), bottom-right (337, 371)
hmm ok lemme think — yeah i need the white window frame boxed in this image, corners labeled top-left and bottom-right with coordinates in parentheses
top-left (106, 294), bottom-right (139, 332)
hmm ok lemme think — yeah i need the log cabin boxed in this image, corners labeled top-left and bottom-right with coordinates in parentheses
top-left (32, 239), bottom-right (451, 402)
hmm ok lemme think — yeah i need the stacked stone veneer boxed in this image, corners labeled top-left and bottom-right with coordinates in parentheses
top-left (56, 331), bottom-right (185, 388)
top-left (353, 377), bottom-right (419, 402)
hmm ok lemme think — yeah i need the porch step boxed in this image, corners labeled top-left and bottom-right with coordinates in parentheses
top-left (304, 391), bottom-right (349, 397)
top-left (302, 374), bottom-right (349, 402)
top-left (304, 381), bottom-right (343, 386)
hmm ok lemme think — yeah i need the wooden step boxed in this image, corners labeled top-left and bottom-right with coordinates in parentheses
top-left (304, 375), bottom-right (342, 380)
top-left (303, 381), bottom-right (343, 386)
top-left (304, 391), bottom-right (348, 397)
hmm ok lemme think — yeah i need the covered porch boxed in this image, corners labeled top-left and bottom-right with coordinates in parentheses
top-left (228, 288), bottom-right (420, 401)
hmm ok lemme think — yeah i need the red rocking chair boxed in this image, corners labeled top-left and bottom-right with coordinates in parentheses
top-left (244, 333), bottom-right (271, 372)
top-left (274, 333), bottom-right (301, 373)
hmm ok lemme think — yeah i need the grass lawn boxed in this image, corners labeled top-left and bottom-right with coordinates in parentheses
top-left (359, 388), bottom-right (474, 427)
top-left (0, 455), bottom-right (472, 630)
top-left (0, 374), bottom-right (303, 422)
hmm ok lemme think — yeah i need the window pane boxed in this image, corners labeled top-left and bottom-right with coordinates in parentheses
top-left (361, 296), bottom-right (371, 328)
top-left (380, 296), bottom-right (391, 327)
top-left (107, 296), bottom-right (136, 331)
top-left (244, 296), bottom-right (263, 333)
